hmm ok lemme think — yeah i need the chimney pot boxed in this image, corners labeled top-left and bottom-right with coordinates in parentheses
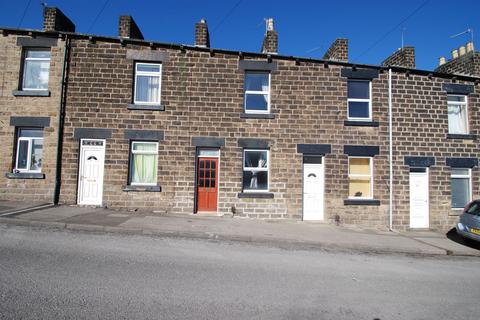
top-left (439, 56), bottom-right (446, 66)
top-left (459, 46), bottom-right (466, 56)
top-left (266, 18), bottom-right (274, 31)
top-left (452, 49), bottom-right (459, 59)
top-left (466, 41), bottom-right (474, 53)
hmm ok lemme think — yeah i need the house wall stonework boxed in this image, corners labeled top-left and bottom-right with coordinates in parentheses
top-left (0, 33), bottom-right (65, 202)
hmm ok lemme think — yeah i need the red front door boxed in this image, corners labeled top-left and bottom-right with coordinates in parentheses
top-left (197, 157), bottom-right (218, 212)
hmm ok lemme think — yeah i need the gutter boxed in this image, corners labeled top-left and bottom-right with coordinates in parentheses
top-left (53, 35), bottom-right (71, 204)
top-left (388, 68), bottom-right (393, 231)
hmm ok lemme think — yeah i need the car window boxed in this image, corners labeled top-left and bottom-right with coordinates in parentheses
top-left (466, 202), bottom-right (480, 215)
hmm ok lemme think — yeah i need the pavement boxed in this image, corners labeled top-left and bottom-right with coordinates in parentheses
top-left (0, 200), bottom-right (479, 257)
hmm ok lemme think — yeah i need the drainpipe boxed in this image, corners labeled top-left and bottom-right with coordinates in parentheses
top-left (53, 34), bottom-right (71, 204)
top-left (388, 68), bottom-right (393, 231)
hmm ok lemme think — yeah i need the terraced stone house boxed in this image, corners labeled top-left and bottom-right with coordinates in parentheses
top-left (1, 7), bottom-right (479, 231)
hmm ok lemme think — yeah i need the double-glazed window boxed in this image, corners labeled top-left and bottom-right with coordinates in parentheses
top-left (347, 80), bottom-right (371, 121)
top-left (243, 149), bottom-right (269, 191)
top-left (451, 168), bottom-right (471, 209)
top-left (22, 49), bottom-right (51, 90)
top-left (244, 72), bottom-right (270, 113)
top-left (15, 128), bottom-right (44, 172)
top-left (447, 95), bottom-right (468, 134)
top-left (129, 141), bottom-right (158, 185)
top-left (348, 157), bottom-right (373, 199)
top-left (134, 63), bottom-right (162, 105)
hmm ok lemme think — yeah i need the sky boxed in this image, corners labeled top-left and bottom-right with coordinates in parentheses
top-left (1, 0), bottom-right (479, 71)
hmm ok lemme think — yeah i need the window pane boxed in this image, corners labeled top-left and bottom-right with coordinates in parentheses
top-left (137, 64), bottom-right (160, 72)
top-left (23, 60), bottom-right (50, 89)
top-left (135, 75), bottom-right (160, 103)
top-left (348, 101), bottom-right (370, 118)
top-left (245, 94), bottom-right (268, 111)
top-left (244, 151), bottom-right (268, 168)
top-left (349, 158), bottom-right (370, 175)
top-left (132, 142), bottom-right (157, 152)
top-left (349, 178), bottom-right (371, 198)
top-left (448, 104), bottom-right (467, 134)
top-left (16, 140), bottom-right (29, 169)
top-left (131, 154), bottom-right (157, 184)
top-left (447, 95), bottom-right (466, 102)
top-left (452, 168), bottom-right (469, 176)
top-left (19, 129), bottom-right (43, 138)
top-left (30, 139), bottom-right (43, 171)
top-left (348, 80), bottom-right (369, 99)
top-left (26, 50), bottom-right (50, 59)
top-left (452, 178), bottom-right (469, 208)
top-left (243, 171), bottom-right (268, 190)
top-left (245, 73), bottom-right (269, 91)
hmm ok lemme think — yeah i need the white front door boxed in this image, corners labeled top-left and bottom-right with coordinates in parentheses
top-left (77, 139), bottom-right (105, 206)
top-left (409, 169), bottom-right (429, 228)
top-left (303, 160), bottom-right (324, 221)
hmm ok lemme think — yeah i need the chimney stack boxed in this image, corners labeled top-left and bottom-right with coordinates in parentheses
top-left (435, 42), bottom-right (479, 77)
top-left (261, 18), bottom-right (278, 54)
top-left (195, 19), bottom-right (210, 47)
top-left (382, 46), bottom-right (416, 69)
top-left (439, 56), bottom-right (446, 66)
top-left (466, 41), bottom-right (474, 53)
top-left (43, 7), bottom-right (75, 32)
top-left (118, 16), bottom-right (144, 40)
top-left (322, 38), bottom-right (348, 62)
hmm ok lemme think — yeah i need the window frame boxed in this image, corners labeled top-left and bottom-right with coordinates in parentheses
top-left (14, 128), bottom-right (44, 173)
top-left (447, 94), bottom-right (468, 134)
top-left (347, 80), bottom-right (372, 121)
top-left (242, 149), bottom-right (269, 192)
top-left (451, 168), bottom-right (472, 209)
top-left (244, 71), bottom-right (271, 114)
top-left (21, 48), bottom-right (51, 91)
top-left (133, 62), bottom-right (162, 105)
top-left (348, 156), bottom-right (373, 199)
top-left (128, 141), bottom-right (159, 186)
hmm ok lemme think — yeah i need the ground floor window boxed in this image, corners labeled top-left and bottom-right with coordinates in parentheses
top-left (243, 149), bottom-right (269, 191)
top-left (348, 157), bottom-right (372, 198)
top-left (451, 168), bottom-right (471, 209)
top-left (15, 128), bottom-right (43, 172)
top-left (129, 141), bottom-right (158, 185)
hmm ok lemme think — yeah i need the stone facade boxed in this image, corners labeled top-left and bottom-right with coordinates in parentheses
top-left (0, 32), bottom-right (66, 202)
top-left (1, 7), bottom-right (480, 232)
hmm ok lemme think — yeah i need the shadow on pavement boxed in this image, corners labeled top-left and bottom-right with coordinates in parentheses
top-left (446, 228), bottom-right (480, 251)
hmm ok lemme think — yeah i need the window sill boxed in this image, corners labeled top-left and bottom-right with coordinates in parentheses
top-left (123, 185), bottom-right (161, 192)
top-left (240, 113), bottom-right (275, 119)
top-left (344, 199), bottom-right (380, 206)
top-left (128, 104), bottom-right (165, 111)
top-left (238, 192), bottom-right (274, 199)
top-left (5, 172), bottom-right (45, 179)
top-left (12, 90), bottom-right (50, 97)
top-left (446, 134), bottom-right (477, 140)
top-left (344, 120), bottom-right (379, 127)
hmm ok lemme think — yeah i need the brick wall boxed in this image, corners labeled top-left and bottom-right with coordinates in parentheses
top-left (0, 34), bottom-right (65, 202)
top-left (435, 52), bottom-right (480, 77)
top-left (382, 47), bottom-right (415, 69)
top-left (323, 39), bottom-right (348, 62)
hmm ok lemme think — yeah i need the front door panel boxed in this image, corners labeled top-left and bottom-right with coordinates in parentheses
top-left (78, 140), bottom-right (105, 206)
top-left (303, 162), bottom-right (324, 220)
top-left (409, 171), bottom-right (429, 228)
top-left (197, 157), bottom-right (218, 212)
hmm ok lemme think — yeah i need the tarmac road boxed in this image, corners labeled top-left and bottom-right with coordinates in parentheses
top-left (0, 224), bottom-right (479, 320)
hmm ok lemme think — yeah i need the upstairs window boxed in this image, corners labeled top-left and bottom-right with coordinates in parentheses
top-left (348, 157), bottom-right (373, 199)
top-left (243, 149), bottom-right (269, 191)
top-left (347, 80), bottom-right (371, 121)
top-left (129, 141), bottom-right (158, 185)
top-left (15, 128), bottom-right (44, 172)
top-left (134, 63), bottom-right (162, 105)
top-left (451, 168), bottom-right (471, 209)
top-left (447, 95), bottom-right (468, 134)
top-left (22, 49), bottom-right (51, 90)
top-left (244, 72), bottom-right (270, 113)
